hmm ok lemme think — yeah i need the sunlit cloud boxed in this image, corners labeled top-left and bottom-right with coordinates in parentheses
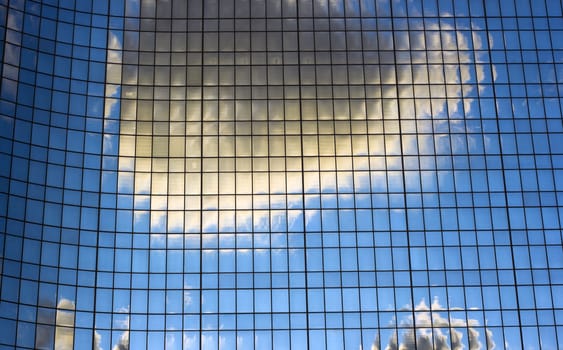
top-left (183, 334), bottom-right (198, 349)
top-left (111, 331), bottom-right (130, 350)
top-left (371, 299), bottom-right (495, 350)
top-left (166, 333), bottom-right (177, 349)
top-left (36, 297), bottom-right (130, 350)
top-left (33, 299), bottom-right (76, 350)
top-left (94, 331), bottom-right (102, 350)
top-left (54, 299), bottom-right (75, 350)
top-left (105, 31), bottom-right (123, 119)
top-left (110, 15), bottom-right (494, 235)
top-left (201, 334), bottom-right (216, 349)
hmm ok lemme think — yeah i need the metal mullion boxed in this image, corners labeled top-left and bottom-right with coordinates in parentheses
top-left (56, 2), bottom-right (80, 348)
top-left (231, 2), bottom-right (243, 342)
top-left (294, 0), bottom-right (311, 347)
top-left (513, 1), bottom-right (554, 347)
top-left (280, 6), bottom-right (292, 349)
top-left (246, 4), bottom-right (256, 345)
top-left (539, 1), bottom-right (563, 346)
top-left (310, 1), bottom-right (329, 345)
top-left (388, 2), bottom-right (416, 346)
top-left (108, 0), bottom-right (132, 346)
top-left (360, 4), bottom-right (382, 347)
top-left (481, 0), bottom-right (525, 348)
top-left (163, 4), bottom-right (173, 339)
top-left (143, 3), bottom-right (158, 344)
top-left (432, 10), bottom-right (471, 346)
top-left (0, 1), bottom-right (13, 84)
top-left (4, 0), bottom-right (34, 347)
top-left (73, 4), bottom-right (104, 349)
top-left (457, 15), bottom-right (490, 350)
top-left (197, 3), bottom-right (205, 348)
top-left (278, 2), bottom-right (291, 347)
top-left (347, 0), bottom-right (369, 336)
top-left (264, 0), bottom-right (276, 345)
top-left (181, 0), bottom-right (189, 342)
top-left (408, 11), bottom-right (437, 348)
top-left (439, 13), bottom-right (476, 350)
top-left (329, 0), bottom-right (349, 346)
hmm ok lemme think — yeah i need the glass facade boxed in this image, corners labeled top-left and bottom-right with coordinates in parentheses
top-left (1, 0), bottom-right (562, 348)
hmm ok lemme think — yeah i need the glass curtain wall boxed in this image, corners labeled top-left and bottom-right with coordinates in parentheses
top-left (1, 0), bottom-right (562, 349)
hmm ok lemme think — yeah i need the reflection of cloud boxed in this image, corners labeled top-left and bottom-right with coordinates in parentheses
top-left (35, 300), bottom-right (77, 350)
top-left (39, 298), bottom-right (129, 350)
top-left (236, 335), bottom-right (244, 348)
top-left (94, 331), bottom-right (102, 350)
top-left (184, 290), bottom-right (193, 306)
top-left (166, 333), bottom-right (177, 349)
top-left (35, 301), bottom-right (56, 348)
top-left (112, 331), bottom-right (129, 350)
top-left (113, 16), bottom-right (494, 235)
top-left (201, 334), bottom-right (216, 349)
top-left (374, 299), bottom-right (495, 350)
top-left (54, 299), bottom-right (75, 350)
top-left (184, 334), bottom-right (198, 349)
top-left (111, 309), bottom-right (130, 350)
top-left (30, 299), bottom-right (78, 350)
top-left (105, 30), bottom-right (122, 120)
top-left (90, 328), bottom-right (128, 350)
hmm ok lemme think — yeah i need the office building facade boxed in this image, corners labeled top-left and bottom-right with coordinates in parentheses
top-left (1, 0), bottom-right (562, 348)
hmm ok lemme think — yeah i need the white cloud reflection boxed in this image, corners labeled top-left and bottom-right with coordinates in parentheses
top-left (183, 333), bottom-right (198, 349)
top-left (54, 299), bottom-right (75, 350)
top-left (111, 331), bottom-right (130, 350)
top-left (32, 299), bottom-right (75, 349)
top-left (104, 12), bottom-right (494, 235)
top-left (105, 31), bottom-right (123, 117)
top-left (34, 298), bottom-right (130, 350)
top-left (372, 299), bottom-right (495, 350)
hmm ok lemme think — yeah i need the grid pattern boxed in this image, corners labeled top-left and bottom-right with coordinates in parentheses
top-left (1, 0), bottom-right (562, 349)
